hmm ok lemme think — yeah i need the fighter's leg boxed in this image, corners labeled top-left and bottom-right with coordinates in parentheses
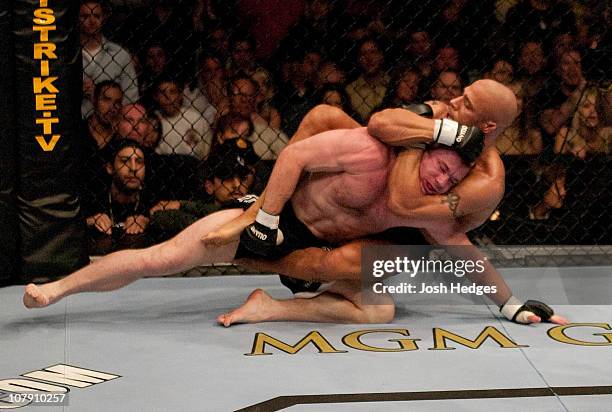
top-left (218, 280), bottom-right (395, 326)
top-left (23, 209), bottom-right (244, 309)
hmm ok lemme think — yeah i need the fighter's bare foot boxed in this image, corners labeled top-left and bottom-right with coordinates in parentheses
top-left (23, 283), bottom-right (59, 309)
top-left (217, 289), bottom-right (277, 327)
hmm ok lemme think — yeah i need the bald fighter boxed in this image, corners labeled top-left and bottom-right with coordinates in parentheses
top-left (209, 79), bottom-right (566, 326)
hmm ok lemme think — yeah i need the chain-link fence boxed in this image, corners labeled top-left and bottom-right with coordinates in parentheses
top-left (79, 0), bottom-right (610, 269)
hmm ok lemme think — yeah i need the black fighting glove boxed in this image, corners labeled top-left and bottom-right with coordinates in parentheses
top-left (401, 103), bottom-right (434, 118)
top-left (433, 118), bottom-right (484, 164)
top-left (500, 296), bottom-right (555, 324)
top-left (240, 209), bottom-right (284, 257)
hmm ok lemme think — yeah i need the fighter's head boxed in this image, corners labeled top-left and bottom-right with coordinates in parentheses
top-left (448, 79), bottom-right (518, 144)
top-left (419, 147), bottom-right (470, 195)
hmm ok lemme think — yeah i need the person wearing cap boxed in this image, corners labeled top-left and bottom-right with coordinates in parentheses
top-left (148, 141), bottom-right (257, 241)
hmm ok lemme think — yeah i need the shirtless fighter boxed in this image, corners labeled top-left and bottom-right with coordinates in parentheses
top-left (23, 79), bottom-right (565, 327)
top-left (208, 79), bottom-right (566, 326)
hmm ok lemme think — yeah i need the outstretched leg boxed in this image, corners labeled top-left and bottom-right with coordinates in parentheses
top-left (23, 209), bottom-right (244, 308)
top-left (218, 281), bottom-right (395, 326)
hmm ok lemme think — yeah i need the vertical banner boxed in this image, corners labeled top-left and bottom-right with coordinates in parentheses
top-left (13, 0), bottom-right (88, 280)
top-left (0, 2), bottom-right (19, 285)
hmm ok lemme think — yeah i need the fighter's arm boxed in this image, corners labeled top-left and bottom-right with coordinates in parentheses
top-left (368, 107), bottom-right (484, 164)
top-left (388, 148), bottom-right (505, 230)
top-left (421, 229), bottom-right (512, 306)
top-left (368, 108), bottom-right (437, 147)
top-left (422, 228), bottom-right (568, 325)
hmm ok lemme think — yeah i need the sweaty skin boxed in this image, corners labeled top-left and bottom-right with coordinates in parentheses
top-left (22, 84), bottom-right (567, 326)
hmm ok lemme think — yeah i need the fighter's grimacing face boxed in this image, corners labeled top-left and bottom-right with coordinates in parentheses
top-left (419, 148), bottom-right (470, 195)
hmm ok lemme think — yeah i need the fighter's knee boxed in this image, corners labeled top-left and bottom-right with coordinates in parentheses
top-left (144, 241), bottom-right (181, 274)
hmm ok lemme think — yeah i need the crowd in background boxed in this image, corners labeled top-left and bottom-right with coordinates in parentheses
top-left (77, 0), bottom-right (611, 254)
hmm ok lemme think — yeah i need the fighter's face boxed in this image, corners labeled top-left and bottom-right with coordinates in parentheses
top-left (112, 146), bottom-right (145, 192)
top-left (419, 148), bottom-right (470, 195)
top-left (448, 85), bottom-right (482, 126)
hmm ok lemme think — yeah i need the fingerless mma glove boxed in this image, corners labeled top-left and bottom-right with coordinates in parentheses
top-left (500, 296), bottom-right (554, 324)
top-left (433, 118), bottom-right (485, 164)
top-left (241, 209), bottom-right (284, 257)
top-left (401, 103), bottom-right (434, 118)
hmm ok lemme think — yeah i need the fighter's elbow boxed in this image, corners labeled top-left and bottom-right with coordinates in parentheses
top-left (367, 109), bottom-right (391, 137)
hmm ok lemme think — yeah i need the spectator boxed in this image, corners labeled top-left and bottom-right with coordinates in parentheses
top-left (149, 140), bottom-right (257, 240)
top-left (153, 76), bottom-right (213, 160)
top-left (378, 66), bottom-right (422, 110)
top-left (274, 50), bottom-right (319, 136)
top-left (516, 40), bottom-right (547, 98)
top-left (226, 31), bottom-right (270, 80)
top-left (81, 80), bottom-right (123, 191)
top-left (210, 113), bottom-right (256, 159)
top-left (138, 43), bottom-right (168, 108)
top-left (315, 60), bottom-right (347, 89)
top-left (529, 164), bottom-right (566, 221)
top-left (430, 70), bottom-right (463, 104)
top-left (205, 21), bottom-right (231, 60)
top-left (552, 33), bottom-right (576, 65)
top-left (117, 103), bottom-right (150, 144)
top-left (120, 0), bottom-right (194, 80)
top-left (86, 80), bottom-right (123, 151)
top-left (432, 46), bottom-right (461, 74)
top-left (484, 59), bottom-right (514, 85)
top-left (83, 139), bottom-right (153, 254)
top-left (346, 37), bottom-right (390, 121)
top-left (224, 75), bottom-right (289, 160)
top-left (184, 53), bottom-right (227, 115)
top-left (141, 112), bottom-right (162, 150)
top-left (405, 30), bottom-right (434, 80)
top-left (503, 0), bottom-right (576, 53)
top-left (554, 87), bottom-right (612, 159)
top-left (252, 70), bottom-right (282, 129)
top-left (539, 49), bottom-right (587, 138)
top-left (433, 0), bottom-right (496, 72)
top-left (80, 1), bottom-right (139, 117)
top-left (315, 85), bottom-right (353, 114)
top-left (496, 82), bottom-right (543, 155)
top-left (277, 0), bottom-right (338, 58)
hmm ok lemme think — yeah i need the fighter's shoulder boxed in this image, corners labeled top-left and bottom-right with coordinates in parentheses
top-left (473, 148), bottom-right (505, 180)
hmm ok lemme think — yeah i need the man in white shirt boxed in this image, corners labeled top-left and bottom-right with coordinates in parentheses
top-left (80, 1), bottom-right (139, 117)
top-left (153, 76), bottom-right (213, 160)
